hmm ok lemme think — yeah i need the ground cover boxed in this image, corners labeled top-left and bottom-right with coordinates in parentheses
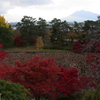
top-left (4, 52), bottom-right (89, 75)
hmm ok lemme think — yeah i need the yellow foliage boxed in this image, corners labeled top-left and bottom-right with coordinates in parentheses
top-left (36, 37), bottom-right (44, 49)
top-left (0, 15), bottom-right (10, 28)
top-left (69, 31), bottom-right (78, 37)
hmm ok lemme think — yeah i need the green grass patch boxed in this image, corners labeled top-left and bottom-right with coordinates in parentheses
top-left (1, 45), bottom-right (71, 52)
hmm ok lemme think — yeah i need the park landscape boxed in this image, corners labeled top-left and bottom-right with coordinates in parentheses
top-left (0, 15), bottom-right (100, 100)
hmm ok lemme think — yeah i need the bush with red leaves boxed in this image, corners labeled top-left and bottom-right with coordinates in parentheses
top-left (30, 39), bottom-right (37, 44)
top-left (73, 41), bottom-right (85, 53)
top-left (73, 41), bottom-right (100, 53)
top-left (86, 53), bottom-right (100, 84)
top-left (57, 66), bottom-right (96, 96)
top-left (0, 44), bottom-right (2, 47)
top-left (14, 36), bottom-right (37, 46)
top-left (14, 36), bottom-right (25, 46)
top-left (0, 44), bottom-right (9, 61)
top-left (93, 41), bottom-right (100, 52)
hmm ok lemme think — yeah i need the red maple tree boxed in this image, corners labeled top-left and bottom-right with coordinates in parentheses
top-left (86, 53), bottom-right (100, 84)
top-left (3, 56), bottom-right (60, 100)
top-left (0, 44), bottom-right (9, 61)
top-left (57, 66), bottom-right (96, 96)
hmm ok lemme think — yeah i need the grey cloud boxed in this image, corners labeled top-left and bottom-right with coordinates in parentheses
top-left (0, 0), bottom-right (53, 14)
top-left (1, 0), bottom-right (53, 6)
top-left (20, 0), bottom-right (53, 5)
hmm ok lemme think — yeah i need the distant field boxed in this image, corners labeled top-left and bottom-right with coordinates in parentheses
top-left (4, 52), bottom-right (88, 75)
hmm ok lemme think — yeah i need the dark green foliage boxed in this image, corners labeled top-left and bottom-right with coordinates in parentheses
top-left (50, 18), bottom-right (72, 46)
top-left (73, 21), bottom-right (83, 34)
top-left (50, 33), bottom-right (66, 43)
top-left (0, 27), bottom-right (14, 48)
top-left (80, 85), bottom-right (100, 100)
top-left (77, 32), bottom-right (90, 42)
top-left (16, 16), bottom-right (38, 45)
top-left (37, 17), bottom-right (47, 38)
top-left (44, 45), bottom-right (73, 51)
top-left (55, 93), bottom-right (82, 100)
top-left (0, 79), bottom-right (30, 100)
top-left (83, 20), bottom-right (97, 32)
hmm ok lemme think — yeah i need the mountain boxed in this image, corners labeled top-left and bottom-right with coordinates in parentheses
top-left (61, 10), bottom-right (99, 22)
top-left (9, 22), bottom-right (18, 26)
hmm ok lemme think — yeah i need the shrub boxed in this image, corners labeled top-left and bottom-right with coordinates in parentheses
top-left (0, 79), bottom-right (30, 100)
top-left (30, 39), bottom-right (37, 44)
top-left (80, 85), bottom-right (100, 100)
top-left (0, 27), bottom-right (14, 48)
top-left (73, 41), bottom-right (100, 53)
top-left (57, 67), bottom-right (96, 96)
top-left (0, 44), bottom-right (9, 61)
top-left (36, 36), bottom-right (44, 49)
top-left (73, 41), bottom-right (85, 53)
top-left (55, 93), bottom-right (82, 100)
top-left (14, 36), bottom-right (37, 46)
top-left (93, 41), bottom-right (100, 52)
top-left (14, 36), bottom-right (25, 46)
top-left (86, 53), bottom-right (100, 84)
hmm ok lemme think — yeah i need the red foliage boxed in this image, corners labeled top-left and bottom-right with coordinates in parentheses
top-left (14, 36), bottom-right (37, 46)
top-left (94, 41), bottom-right (100, 52)
top-left (57, 67), bottom-right (79, 95)
top-left (0, 57), bottom-right (96, 99)
top-left (57, 66), bottom-right (96, 96)
top-left (30, 39), bottom-right (37, 43)
top-left (73, 41), bottom-right (100, 53)
top-left (73, 41), bottom-right (85, 53)
top-left (5, 56), bottom-right (60, 99)
top-left (0, 62), bottom-right (14, 80)
top-left (14, 36), bottom-right (25, 46)
top-left (0, 44), bottom-right (9, 61)
top-left (0, 50), bottom-right (9, 61)
top-left (86, 53), bottom-right (100, 84)
top-left (0, 45), bottom-right (10, 79)
top-left (0, 44), bottom-right (2, 47)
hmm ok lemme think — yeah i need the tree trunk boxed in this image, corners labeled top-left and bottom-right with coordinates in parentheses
top-left (35, 96), bottom-right (40, 100)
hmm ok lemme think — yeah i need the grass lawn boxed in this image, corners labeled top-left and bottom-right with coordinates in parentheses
top-left (1, 45), bottom-right (69, 52)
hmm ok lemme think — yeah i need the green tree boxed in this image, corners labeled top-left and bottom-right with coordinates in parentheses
top-left (37, 17), bottom-right (47, 38)
top-left (50, 18), bottom-right (71, 45)
top-left (50, 18), bottom-right (62, 34)
top-left (0, 79), bottom-right (30, 100)
top-left (16, 16), bottom-right (38, 45)
top-left (61, 20), bottom-right (72, 33)
top-left (80, 85), bottom-right (100, 100)
top-left (83, 20), bottom-right (96, 32)
top-left (77, 32), bottom-right (90, 42)
top-left (0, 16), bottom-right (14, 48)
top-left (73, 21), bottom-right (83, 34)
top-left (0, 27), bottom-right (14, 48)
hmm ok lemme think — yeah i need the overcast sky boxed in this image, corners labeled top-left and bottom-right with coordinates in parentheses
top-left (0, 0), bottom-right (100, 22)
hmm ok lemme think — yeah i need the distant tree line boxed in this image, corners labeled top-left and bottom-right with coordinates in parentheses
top-left (0, 15), bottom-right (100, 48)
